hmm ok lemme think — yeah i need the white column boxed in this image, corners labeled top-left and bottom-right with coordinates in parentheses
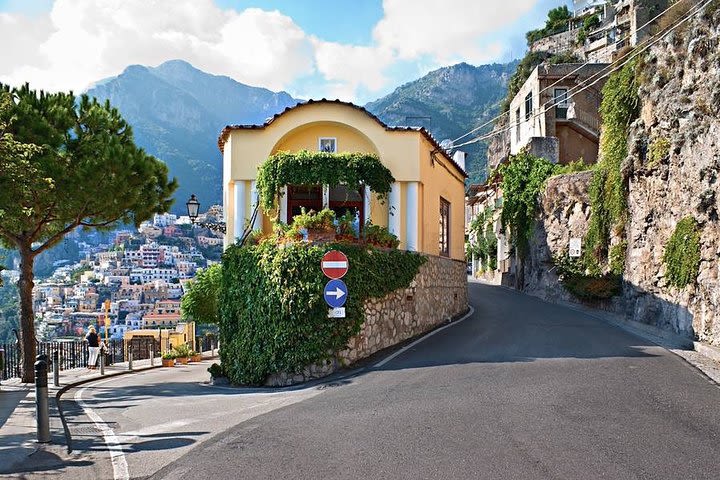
top-left (388, 182), bottom-right (401, 236)
top-left (363, 186), bottom-right (371, 225)
top-left (250, 180), bottom-right (262, 231)
top-left (322, 185), bottom-right (330, 209)
top-left (405, 182), bottom-right (419, 252)
top-left (233, 180), bottom-right (246, 241)
top-left (279, 186), bottom-right (288, 224)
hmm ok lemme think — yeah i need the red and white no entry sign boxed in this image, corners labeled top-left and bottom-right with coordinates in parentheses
top-left (321, 250), bottom-right (349, 279)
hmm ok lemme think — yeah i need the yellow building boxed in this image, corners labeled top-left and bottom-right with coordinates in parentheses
top-left (219, 100), bottom-right (467, 260)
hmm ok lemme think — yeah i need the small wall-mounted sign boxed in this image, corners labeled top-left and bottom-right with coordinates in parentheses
top-left (328, 307), bottom-right (346, 318)
top-left (569, 238), bottom-right (582, 258)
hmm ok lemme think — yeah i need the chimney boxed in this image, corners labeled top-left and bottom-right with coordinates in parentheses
top-left (453, 151), bottom-right (467, 172)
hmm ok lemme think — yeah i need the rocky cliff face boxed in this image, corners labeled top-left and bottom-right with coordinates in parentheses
top-left (524, 6), bottom-right (720, 344)
top-left (623, 7), bottom-right (720, 342)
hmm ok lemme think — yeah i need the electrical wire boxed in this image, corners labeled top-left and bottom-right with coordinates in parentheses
top-left (453, 0), bottom-right (712, 149)
top-left (450, 0), bottom-right (701, 145)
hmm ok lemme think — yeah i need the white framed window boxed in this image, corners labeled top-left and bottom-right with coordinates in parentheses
top-left (319, 137), bottom-right (337, 153)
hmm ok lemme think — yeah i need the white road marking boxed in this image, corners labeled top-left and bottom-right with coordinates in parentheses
top-left (374, 306), bottom-right (475, 368)
top-left (75, 380), bottom-right (130, 480)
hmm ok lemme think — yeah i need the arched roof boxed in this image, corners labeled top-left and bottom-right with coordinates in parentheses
top-left (218, 98), bottom-right (467, 178)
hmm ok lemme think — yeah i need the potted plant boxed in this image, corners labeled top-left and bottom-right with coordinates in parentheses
top-left (189, 350), bottom-right (202, 362)
top-left (161, 351), bottom-right (175, 367)
top-left (293, 208), bottom-right (336, 243)
top-left (363, 222), bottom-right (400, 249)
top-left (173, 344), bottom-right (190, 365)
top-left (335, 211), bottom-right (358, 243)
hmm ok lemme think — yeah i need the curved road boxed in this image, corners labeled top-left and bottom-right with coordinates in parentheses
top-left (65, 282), bottom-right (720, 479)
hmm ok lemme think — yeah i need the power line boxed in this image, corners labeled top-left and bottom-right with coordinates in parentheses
top-left (450, 0), bottom-right (699, 145)
top-left (453, 0), bottom-right (711, 149)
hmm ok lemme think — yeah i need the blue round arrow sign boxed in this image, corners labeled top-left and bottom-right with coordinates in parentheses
top-left (324, 279), bottom-right (348, 308)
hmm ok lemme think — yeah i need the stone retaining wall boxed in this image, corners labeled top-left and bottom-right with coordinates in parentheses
top-left (339, 254), bottom-right (468, 365)
top-left (265, 254), bottom-right (468, 386)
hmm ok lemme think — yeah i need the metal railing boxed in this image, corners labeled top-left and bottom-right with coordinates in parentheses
top-left (0, 334), bottom-right (217, 381)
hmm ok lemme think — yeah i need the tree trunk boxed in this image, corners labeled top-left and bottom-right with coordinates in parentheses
top-left (17, 245), bottom-right (36, 383)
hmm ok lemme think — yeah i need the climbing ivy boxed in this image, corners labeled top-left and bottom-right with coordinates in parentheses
top-left (584, 59), bottom-right (640, 274)
top-left (500, 151), bottom-right (557, 258)
top-left (663, 216), bottom-right (701, 288)
top-left (219, 240), bottom-right (426, 385)
top-left (467, 207), bottom-right (498, 271)
top-left (256, 150), bottom-right (394, 213)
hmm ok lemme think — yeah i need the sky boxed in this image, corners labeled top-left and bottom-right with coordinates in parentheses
top-left (0, 0), bottom-right (570, 104)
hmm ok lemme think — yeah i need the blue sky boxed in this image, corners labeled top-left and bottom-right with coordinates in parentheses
top-left (0, 0), bottom-right (570, 103)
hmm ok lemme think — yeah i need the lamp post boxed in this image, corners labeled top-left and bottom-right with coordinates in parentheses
top-left (185, 194), bottom-right (226, 234)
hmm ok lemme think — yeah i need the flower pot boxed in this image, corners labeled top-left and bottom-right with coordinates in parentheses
top-left (162, 358), bottom-right (175, 367)
top-left (177, 356), bottom-right (189, 365)
top-left (190, 354), bottom-right (202, 362)
top-left (306, 229), bottom-right (336, 243)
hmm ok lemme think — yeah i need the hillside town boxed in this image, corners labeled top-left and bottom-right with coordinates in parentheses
top-left (2, 0), bottom-right (720, 478)
top-left (18, 209), bottom-right (223, 342)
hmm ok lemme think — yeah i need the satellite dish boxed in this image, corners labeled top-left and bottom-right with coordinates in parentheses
top-left (440, 139), bottom-right (454, 153)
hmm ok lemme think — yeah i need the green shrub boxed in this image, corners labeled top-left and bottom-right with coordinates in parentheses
top-left (291, 208), bottom-right (335, 232)
top-left (181, 264), bottom-right (222, 324)
top-left (207, 363), bottom-right (223, 378)
top-left (648, 137), bottom-right (671, 168)
top-left (663, 217), bottom-right (701, 288)
top-left (172, 344), bottom-right (191, 358)
top-left (219, 241), bottom-right (426, 385)
top-left (162, 351), bottom-right (176, 360)
top-left (363, 223), bottom-right (400, 248)
top-left (554, 255), bottom-right (622, 300)
top-left (553, 159), bottom-right (592, 176)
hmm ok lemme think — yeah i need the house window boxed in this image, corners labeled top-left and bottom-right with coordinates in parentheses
top-left (439, 197), bottom-right (450, 257)
top-left (286, 185), bottom-right (323, 223)
top-left (554, 88), bottom-right (568, 119)
top-left (515, 108), bottom-right (521, 142)
top-left (319, 137), bottom-right (337, 153)
top-left (524, 92), bottom-right (533, 121)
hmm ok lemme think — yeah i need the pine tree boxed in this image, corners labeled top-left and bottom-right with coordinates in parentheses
top-left (0, 84), bottom-right (177, 382)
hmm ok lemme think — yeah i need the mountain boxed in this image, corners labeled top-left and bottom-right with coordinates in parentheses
top-left (86, 60), bottom-right (299, 213)
top-left (365, 61), bottom-right (518, 184)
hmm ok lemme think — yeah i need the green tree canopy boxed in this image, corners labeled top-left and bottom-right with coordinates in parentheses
top-left (0, 84), bottom-right (177, 382)
top-left (181, 264), bottom-right (222, 324)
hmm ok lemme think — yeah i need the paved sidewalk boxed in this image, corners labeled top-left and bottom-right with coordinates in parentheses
top-left (0, 353), bottom-right (216, 477)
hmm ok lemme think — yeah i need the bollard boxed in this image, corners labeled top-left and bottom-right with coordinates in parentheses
top-left (34, 356), bottom-right (51, 443)
top-left (128, 350), bottom-right (133, 371)
top-left (100, 352), bottom-right (105, 375)
top-left (150, 348), bottom-right (154, 367)
top-left (53, 350), bottom-right (60, 387)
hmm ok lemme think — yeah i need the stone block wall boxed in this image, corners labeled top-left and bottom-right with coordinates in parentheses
top-left (339, 254), bottom-right (468, 364)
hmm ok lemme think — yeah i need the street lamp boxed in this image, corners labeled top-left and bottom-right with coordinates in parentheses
top-left (185, 194), bottom-right (226, 234)
top-left (186, 194), bottom-right (200, 222)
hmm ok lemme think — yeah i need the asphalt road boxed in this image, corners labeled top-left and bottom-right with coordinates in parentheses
top-left (151, 281), bottom-right (720, 480)
top-left (54, 281), bottom-right (720, 480)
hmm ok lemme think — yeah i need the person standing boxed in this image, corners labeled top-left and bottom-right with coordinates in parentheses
top-left (86, 326), bottom-right (100, 370)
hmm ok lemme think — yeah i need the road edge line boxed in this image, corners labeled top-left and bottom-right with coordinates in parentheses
top-left (74, 380), bottom-right (130, 480)
top-left (374, 306), bottom-right (475, 368)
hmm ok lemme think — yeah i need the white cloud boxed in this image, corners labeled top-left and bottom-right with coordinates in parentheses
top-left (0, 0), bottom-right (541, 102)
top-left (373, 0), bottom-right (538, 65)
top-left (0, 0), bottom-right (315, 93)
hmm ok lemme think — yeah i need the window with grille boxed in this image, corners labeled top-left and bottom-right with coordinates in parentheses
top-left (439, 198), bottom-right (450, 257)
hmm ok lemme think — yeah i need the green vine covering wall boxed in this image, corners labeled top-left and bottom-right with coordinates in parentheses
top-left (663, 217), bottom-right (701, 288)
top-left (219, 241), bottom-right (425, 385)
top-left (584, 59), bottom-right (640, 275)
top-left (256, 151), bottom-right (394, 213)
top-left (500, 151), bottom-right (557, 258)
top-left (467, 207), bottom-right (497, 271)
